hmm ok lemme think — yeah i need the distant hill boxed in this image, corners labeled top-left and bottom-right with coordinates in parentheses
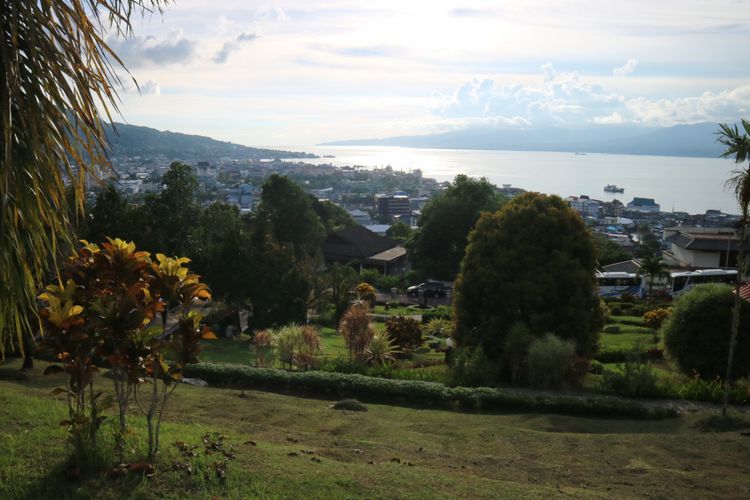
top-left (322, 122), bottom-right (725, 158)
top-left (105, 122), bottom-right (316, 160)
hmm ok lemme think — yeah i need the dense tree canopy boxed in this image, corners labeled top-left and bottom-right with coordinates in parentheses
top-left (258, 174), bottom-right (326, 262)
top-left (453, 192), bottom-right (603, 359)
top-left (410, 175), bottom-right (504, 280)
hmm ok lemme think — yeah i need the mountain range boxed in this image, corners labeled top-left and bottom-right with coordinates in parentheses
top-left (104, 122), bottom-right (315, 160)
top-left (322, 123), bottom-right (726, 158)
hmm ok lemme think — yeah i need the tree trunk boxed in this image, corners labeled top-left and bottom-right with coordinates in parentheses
top-left (723, 219), bottom-right (746, 416)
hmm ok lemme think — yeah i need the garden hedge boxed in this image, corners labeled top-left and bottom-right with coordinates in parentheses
top-left (184, 363), bottom-right (675, 419)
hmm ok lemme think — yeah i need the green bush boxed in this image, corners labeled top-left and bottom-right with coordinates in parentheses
top-left (502, 322), bottom-right (533, 384)
top-left (420, 308), bottom-right (452, 324)
top-left (527, 334), bottom-right (575, 389)
top-left (603, 325), bottom-right (621, 334)
top-left (385, 315), bottom-right (423, 350)
top-left (663, 284), bottom-right (750, 380)
top-left (599, 359), bottom-right (661, 398)
top-left (450, 346), bottom-right (502, 387)
top-left (660, 375), bottom-right (750, 405)
top-left (184, 363), bottom-right (675, 419)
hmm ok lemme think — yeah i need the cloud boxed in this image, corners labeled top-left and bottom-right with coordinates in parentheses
top-left (213, 32), bottom-right (258, 64)
top-left (432, 63), bottom-right (749, 128)
top-left (613, 59), bottom-right (638, 77)
top-left (108, 32), bottom-right (197, 68)
top-left (119, 77), bottom-right (161, 96)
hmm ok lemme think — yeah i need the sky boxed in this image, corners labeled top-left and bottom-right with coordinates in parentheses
top-left (114, 0), bottom-right (750, 148)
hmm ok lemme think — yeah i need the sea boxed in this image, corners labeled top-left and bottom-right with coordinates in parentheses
top-left (279, 145), bottom-right (741, 216)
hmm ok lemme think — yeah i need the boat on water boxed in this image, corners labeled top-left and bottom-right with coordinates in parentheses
top-left (603, 184), bottom-right (624, 193)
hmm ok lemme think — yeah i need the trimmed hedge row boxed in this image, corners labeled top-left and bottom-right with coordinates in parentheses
top-left (184, 363), bottom-right (676, 419)
top-left (595, 348), bottom-right (663, 364)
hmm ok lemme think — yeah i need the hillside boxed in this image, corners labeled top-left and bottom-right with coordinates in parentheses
top-left (1, 360), bottom-right (750, 498)
top-left (104, 122), bottom-right (316, 160)
top-left (322, 122), bottom-right (725, 158)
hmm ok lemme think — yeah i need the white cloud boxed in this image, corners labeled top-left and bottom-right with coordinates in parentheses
top-left (119, 78), bottom-right (161, 96)
top-left (213, 32), bottom-right (258, 63)
top-left (108, 31), bottom-right (197, 68)
top-left (432, 64), bottom-right (750, 129)
top-left (613, 59), bottom-right (639, 77)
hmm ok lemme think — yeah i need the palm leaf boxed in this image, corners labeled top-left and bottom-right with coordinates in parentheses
top-left (0, 1), bottom-right (166, 358)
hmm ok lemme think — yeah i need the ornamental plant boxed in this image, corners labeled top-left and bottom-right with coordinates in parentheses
top-left (339, 303), bottom-right (375, 362)
top-left (37, 238), bottom-right (214, 464)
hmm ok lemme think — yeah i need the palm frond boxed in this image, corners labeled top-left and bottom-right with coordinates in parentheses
top-left (0, 1), bottom-right (166, 357)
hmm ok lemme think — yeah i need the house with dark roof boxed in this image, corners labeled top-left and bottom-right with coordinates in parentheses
top-left (626, 197), bottom-right (660, 213)
top-left (663, 226), bottom-right (750, 269)
top-left (601, 259), bottom-right (642, 274)
top-left (323, 225), bottom-right (408, 275)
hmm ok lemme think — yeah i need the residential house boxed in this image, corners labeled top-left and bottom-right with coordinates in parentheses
top-left (323, 225), bottom-right (408, 275)
top-left (663, 226), bottom-right (750, 269)
top-left (626, 197), bottom-right (660, 213)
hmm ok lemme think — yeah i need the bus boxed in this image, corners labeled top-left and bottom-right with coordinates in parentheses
top-left (596, 272), bottom-right (643, 298)
top-left (597, 269), bottom-right (739, 299)
top-left (669, 269), bottom-right (737, 298)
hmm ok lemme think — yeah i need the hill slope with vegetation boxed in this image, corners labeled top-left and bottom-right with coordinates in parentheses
top-left (104, 122), bottom-right (316, 160)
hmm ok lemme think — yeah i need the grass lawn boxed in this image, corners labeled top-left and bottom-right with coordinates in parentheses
top-left (201, 324), bottom-right (391, 367)
top-left (1, 359), bottom-right (750, 499)
top-left (600, 333), bottom-right (657, 351)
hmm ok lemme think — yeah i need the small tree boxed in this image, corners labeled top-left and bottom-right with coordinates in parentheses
top-left (453, 193), bottom-right (603, 361)
top-left (663, 284), bottom-right (750, 380)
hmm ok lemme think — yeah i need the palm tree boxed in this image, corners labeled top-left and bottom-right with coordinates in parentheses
top-left (637, 255), bottom-right (669, 303)
top-left (0, 1), bottom-right (165, 358)
top-left (717, 119), bottom-right (750, 415)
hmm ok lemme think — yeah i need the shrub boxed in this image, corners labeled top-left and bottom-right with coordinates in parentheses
top-left (339, 303), bottom-right (375, 362)
top-left (296, 325), bottom-right (323, 370)
top-left (502, 322), bottom-right (533, 384)
top-left (365, 333), bottom-right (397, 366)
top-left (663, 284), bottom-right (750, 380)
top-left (603, 325), bottom-right (621, 334)
top-left (420, 309), bottom-right (452, 324)
top-left (423, 318), bottom-right (453, 338)
top-left (275, 324), bottom-right (303, 370)
top-left (599, 359), bottom-right (661, 398)
top-left (331, 399), bottom-right (368, 411)
top-left (643, 308), bottom-right (670, 329)
top-left (385, 315), bottom-right (423, 350)
top-left (589, 360), bottom-right (604, 375)
top-left (450, 346), bottom-right (502, 387)
top-left (526, 334), bottom-right (575, 389)
top-left (609, 306), bottom-right (622, 316)
top-left (252, 330), bottom-right (275, 368)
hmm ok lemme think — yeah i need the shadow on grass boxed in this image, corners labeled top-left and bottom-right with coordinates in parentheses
top-left (694, 413), bottom-right (750, 433)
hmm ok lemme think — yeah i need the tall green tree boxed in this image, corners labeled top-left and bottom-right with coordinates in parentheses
top-left (141, 162), bottom-right (200, 256)
top-left (717, 119), bottom-right (750, 415)
top-left (258, 174), bottom-right (325, 262)
top-left (0, 0), bottom-right (165, 356)
top-left (453, 193), bottom-right (603, 360)
top-left (411, 175), bottom-right (504, 280)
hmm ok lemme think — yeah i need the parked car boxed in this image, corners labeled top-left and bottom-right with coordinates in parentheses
top-left (407, 280), bottom-right (448, 298)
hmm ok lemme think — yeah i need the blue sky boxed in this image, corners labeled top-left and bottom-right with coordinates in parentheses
top-left (114, 0), bottom-right (750, 147)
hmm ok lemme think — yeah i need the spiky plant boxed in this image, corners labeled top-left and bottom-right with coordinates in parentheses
top-left (365, 333), bottom-right (397, 367)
